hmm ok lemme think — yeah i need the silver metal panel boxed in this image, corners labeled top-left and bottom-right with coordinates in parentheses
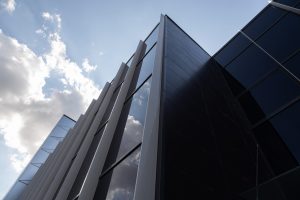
top-left (53, 65), bottom-right (127, 200)
top-left (78, 41), bottom-right (146, 200)
top-left (133, 14), bottom-right (165, 200)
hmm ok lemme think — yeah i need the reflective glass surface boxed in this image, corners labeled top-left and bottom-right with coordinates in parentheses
top-left (239, 69), bottom-right (300, 123)
top-left (270, 101), bottom-right (300, 162)
top-left (93, 148), bottom-right (141, 200)
top-left (226, 44), bottom-right (278, 91)
top-left (4, 115), bottom-right (75, 200)
top-left (130, 45), bottom-right (156, 94)
top-left (144, 24), bottom-right (159, 54)
top-left (126, 54), bottom-right (134, 67)
top-left (214, 33), bottom-right (251, 67)
top-left (243, 6), bottom-right (286, 40)
top-left (274, 0), bottom-right (300, 6)
top-left (103, 78), bottom-right (151, 169)
top-left (241, 166), bottom-right (300, 200)
top-left (253, 121), bottom-right (298, 175)
top-left (285, 52), bottom-right (300, 79)
top-left (256, 12), bottom-right (300, 62)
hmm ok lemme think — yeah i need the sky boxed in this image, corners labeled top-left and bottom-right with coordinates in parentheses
top-left (0, 0), bottom-right (268, 198)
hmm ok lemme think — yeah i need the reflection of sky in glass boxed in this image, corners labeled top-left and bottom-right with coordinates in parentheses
top-left (116, 78), bottom-right (151, 162)
top-left (4, 116), bottom-right (75, 199)
top-left (144, 24), bottom-right (159, 54)
top-left (134, 45), bottom-right (156, 92)
top-left (93, 148), bottom-right (141, 200)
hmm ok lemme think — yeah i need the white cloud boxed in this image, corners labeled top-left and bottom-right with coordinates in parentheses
top-left (1, 0), bottom-right (15, 13)
top-left (42, 12), bottom-right (61, 30)
top-left (82, 58), bottom-right (97, 73)
top-left (0, 12), bottom-right (101, 173)
top-left (99, 51), bottom-right (104, 56)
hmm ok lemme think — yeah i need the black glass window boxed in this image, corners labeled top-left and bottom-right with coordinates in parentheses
top-left (214, 33), bottom-right (251, 67)
top-left (93, 148), bottom-right (141, 200)
top-left (103, 78), bottom-right (152, 169)
top-left (239, 69), bottom-right (300, 123)
top-left (253, 121), bottom-right (298, 175)
top-left (269, 101), bottom-right (300, 162)
top-left (226, 44), bottom-right (278, 91)
top-left (256, 12), bottom-right (300, 63)
top-left (243, 6), bottom-right (286, 40)
top-left (285, 52), bottom-right (300, 79)
top-left (144, 24), bottom-right (159, 54)
top-left (274, 0), bottom-right (300, 6)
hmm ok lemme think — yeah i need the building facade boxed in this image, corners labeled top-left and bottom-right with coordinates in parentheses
top-left (4, 115), bottom-right (76, 200)
top-left (6, 1), bottom-right (300, 199)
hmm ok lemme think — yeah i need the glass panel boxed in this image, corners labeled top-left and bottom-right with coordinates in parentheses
top-left (226, 44), bottom-right (278, 90)
top-left (126, 54), bottom-right (134, 67)
top-left (129, 45), bottom-right (156, 96)
top-left (256, 12), bottom-right (300, 62)
top-left (144, 24), bottom-right (159, 54)
top-left (103, 78), bottom-right (151, 170)
top-left (239, 69), bottom-right (300, 123)
top-left (240, 166), bottom-right (300, 200)
top-left (214, 33), bottom-right (251, 67)
top-left (253, 121), bottom-right (298, 175)
top-left (274, 0), bottom-right (300, 6)
top-left (270, 101), bottom-right (300, 162)
top-left (243, 6), bottom-right (286, 40)
top-left (285, 52), bottom-right (300, 79)
top-left (250, 69), bottom-right (300, 114)
top-left (93, 148), bottom-right (141, 200)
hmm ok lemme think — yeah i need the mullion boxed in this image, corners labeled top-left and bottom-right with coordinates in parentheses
top-left (98, 143), bottom-right (142, 180)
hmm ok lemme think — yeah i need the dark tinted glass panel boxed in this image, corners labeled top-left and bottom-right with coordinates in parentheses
top-left (243, 6), bottom-right (286, 40)
top-left (256, 12), bottom-right (300, 62)
top-left (222, 68), bottom-right (246, 96)
top-left (250, 69), bottom-right (300, 114)
top-left (130, 45), bottom-right (156, 94)
top-left (239, 91), bottom-right (266, 124)
top-left (253, 121), bottom-right (298, 175)
top-left (226, 44), bottom-right (278, 90)
top-left (285, 52), bottom-right (300, 79)
top-left (274, 0), bottom-right (300, 6)
top-left (270, 101), bottom-right (300, 162)
top-left (241, 167), bottom-right (300, 200)
top-left (93, 148), bottom-right (141, 200)
top-left (144, 24), bottom-right (159, 54)
top-left (214, 33), bottom-right (251, 67)
top-left (104, 78), bottom-right (151, 169)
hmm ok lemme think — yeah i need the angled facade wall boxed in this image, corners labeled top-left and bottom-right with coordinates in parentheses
top-left (5, 1), bottom-right (300, 199)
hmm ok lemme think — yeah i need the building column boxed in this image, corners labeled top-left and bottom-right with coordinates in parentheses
top-left (78, 40), bottom-right (146, 200)
top-left (133, 14), bottom-right (165, 200)
top-left (53, 64), bottom-right (127, 200)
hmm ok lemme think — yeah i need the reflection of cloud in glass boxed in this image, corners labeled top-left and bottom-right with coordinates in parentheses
top-left (96, 149), bottom-right (141, 200)
top-left (107, 188), bottom-right (132, 200)
top-left (118, 115), bottom-right (143, 159)
top-left (133, 78), bottom-right (151, 107)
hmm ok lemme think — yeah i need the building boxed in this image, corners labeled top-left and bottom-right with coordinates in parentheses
top-left (6, 1), bottom-right (300, 199)
top-left (4, 115), bottom-right (76, 200)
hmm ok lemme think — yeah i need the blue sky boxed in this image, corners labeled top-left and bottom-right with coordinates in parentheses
top-left (0, 0), bottom-right (267, 198)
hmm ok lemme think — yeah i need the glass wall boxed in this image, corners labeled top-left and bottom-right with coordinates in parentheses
top-left (4, 115), bottom-right (75, 200)
top-left (92, 22), bottom-right (158, 200)
top-left (215, 3), bottom-right (300, 198)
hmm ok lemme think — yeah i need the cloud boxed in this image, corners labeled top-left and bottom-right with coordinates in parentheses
top-left (0, 12), bottom-right (101, 172)
top-left (82, 58), bottom-right (97, 73)
top-left (0, 0), bottom-right (15, 13)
